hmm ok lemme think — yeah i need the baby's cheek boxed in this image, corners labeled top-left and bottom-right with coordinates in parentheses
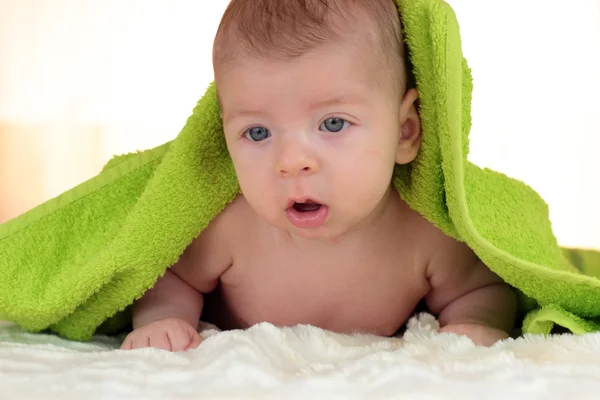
top-left (234, 156), bottom-right (271, 192)
top-left (236, 167), bottom-right (275, 208)
top-left (340, 154), bottom-right (393, 202)
top-left (358, 148), bottom-right (395, 183)
top-left (364, 148), bottom-right (384, 161)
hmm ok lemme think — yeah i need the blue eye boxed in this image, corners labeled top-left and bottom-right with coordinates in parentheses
top-left (320, 118), bottom-right (349, 133)
top-left (245, 126), bottom-right (271, 142)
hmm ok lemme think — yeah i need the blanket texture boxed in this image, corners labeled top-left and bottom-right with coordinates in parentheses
top-left (1, 0), bottom-right (599, 341)
top-left (3, 315), bottom-right (600, 399)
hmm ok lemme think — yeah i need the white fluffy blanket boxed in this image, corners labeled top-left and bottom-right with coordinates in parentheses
top-left (2, 314), bottom-right (600, 399)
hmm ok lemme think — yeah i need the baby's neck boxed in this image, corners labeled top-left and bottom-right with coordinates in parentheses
top-left (276, 186), bottom-right (407, 255)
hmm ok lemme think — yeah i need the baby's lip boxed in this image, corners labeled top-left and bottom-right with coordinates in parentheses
top-left (285, 197), bottom-right (323, 209)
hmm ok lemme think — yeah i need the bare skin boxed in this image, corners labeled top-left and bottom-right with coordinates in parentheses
top-left (121, 190), bottom-right (516, 351)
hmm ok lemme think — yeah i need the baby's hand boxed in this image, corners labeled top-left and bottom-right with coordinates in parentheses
top-left (439, 323), bottom-right (509, 347)
top-left (120, 318), bottom-right (203, 352)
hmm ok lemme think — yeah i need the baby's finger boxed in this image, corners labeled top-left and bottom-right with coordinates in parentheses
top-left (166, 330), bottom-right (194, 352)
top-left (184, 332), bottom-right (203, 351)
top-left (129, 336), bottom-right (152, 350)
top-left (149, 331), bottom-right (174, 351)
top-left (120, 338), bottom-right (133, 350)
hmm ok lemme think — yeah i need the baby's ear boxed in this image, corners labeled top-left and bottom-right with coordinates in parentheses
top-left (396, 88), bottom-right (421, 165)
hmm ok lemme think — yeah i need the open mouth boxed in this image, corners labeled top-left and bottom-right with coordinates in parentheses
top-left (286, 199), bottom-right (329, 229)
top-left (292, 200), bottom-right (322, 212)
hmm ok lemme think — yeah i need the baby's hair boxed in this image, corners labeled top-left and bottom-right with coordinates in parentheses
top-left (212, 0), bottom-right (407, 94)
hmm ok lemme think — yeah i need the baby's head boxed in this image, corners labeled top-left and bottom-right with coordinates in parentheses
top-left (213, 0), bottom-right (422, 239)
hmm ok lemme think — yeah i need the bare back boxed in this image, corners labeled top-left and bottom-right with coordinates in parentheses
top-left (174, 191), bottom-right (438, 337)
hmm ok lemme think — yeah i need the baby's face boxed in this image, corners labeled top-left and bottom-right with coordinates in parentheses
top-left (217, 43), bottom-right (406, 240)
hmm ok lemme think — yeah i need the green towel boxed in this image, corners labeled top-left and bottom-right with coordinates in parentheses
top-left (1, 0), bottom-right (599, 342)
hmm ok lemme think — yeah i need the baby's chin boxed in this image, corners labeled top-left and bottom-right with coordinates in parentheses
top-left (286, 225), bottom-right (342, 242)
top-left (280, 217), bottom-right (366, 243)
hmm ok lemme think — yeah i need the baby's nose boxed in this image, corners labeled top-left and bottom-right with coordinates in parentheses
top-left (276, 147), bottom-right (319, 177)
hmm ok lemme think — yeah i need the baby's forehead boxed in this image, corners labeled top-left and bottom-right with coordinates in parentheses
top-left (217, 42), bottom-right (381, 91)
top-left (215, 46), bottom-right (399, 115)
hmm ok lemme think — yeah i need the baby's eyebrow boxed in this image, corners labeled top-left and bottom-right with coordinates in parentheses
top-left (309, 94), bottom-right (370, 111)
top-left (222, 109), bottom-right (267, 125)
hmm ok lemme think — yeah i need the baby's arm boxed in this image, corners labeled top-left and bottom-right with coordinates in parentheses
top-left (121, 212), bottom-right (233, 352)
top-left (120, 266), bottom-right (204, 352)
top-left (424, 232), bottom-right (517, 346)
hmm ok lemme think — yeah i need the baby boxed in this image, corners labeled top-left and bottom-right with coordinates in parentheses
top-left (121, 0), bottom-right (517, 351)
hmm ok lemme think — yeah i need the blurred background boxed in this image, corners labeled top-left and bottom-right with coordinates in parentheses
top-left (1, 0), bottom-right (599, 249)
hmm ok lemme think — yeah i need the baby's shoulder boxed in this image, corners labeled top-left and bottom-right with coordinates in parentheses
top-left (195, 193), bottom-right (252, 241)
top-left (171, 195), bottom-right (250, 289)
top-left (397, 201), bottom-right (471, 261)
